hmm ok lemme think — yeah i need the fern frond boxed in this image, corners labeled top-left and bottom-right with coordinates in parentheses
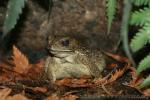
top-left (106, 0), bottom-right (117, 34)
top-left (130, 0), bottom-right (150, 89)
top-left (136, 55), bottom-right (150, 75)
top-left (48, 0), bottom-right (53, 21)
top-left (130, 30), bottom-right (147, 52)
top-left (130, 22), bottom-right (150, 52)
top-left (3, 0), bottom-right (26, 36)
top-left (130, 8), bottom-right (150, 26)
top-left (132, 0), bottom-right (150, 6)
top-left (139, 74), bottom-right (150, 89)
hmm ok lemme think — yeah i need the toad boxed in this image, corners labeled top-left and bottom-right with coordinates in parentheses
top-left (44, 35), bottom-right (105, 82)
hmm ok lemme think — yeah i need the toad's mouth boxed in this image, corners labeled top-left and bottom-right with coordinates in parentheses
top-left (50, 49), bottom-right (74, 58)
top-left (50, 49), bottom-right (74, 52)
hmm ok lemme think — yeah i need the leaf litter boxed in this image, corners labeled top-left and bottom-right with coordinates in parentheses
top-left (0, 46), bottom-right (149, 99)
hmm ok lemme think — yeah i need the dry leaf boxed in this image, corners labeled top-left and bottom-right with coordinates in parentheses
top-left (0, 46), bottom-right (44, 80)
top-left (44, 94), bottom-right (59, 100)
top-left (55, 77), bottom-right (92, 88)
top-left (61, 95), bottom-right (78, 100)
top-left (32, 87), bottom-right (47, 93)
top-left (94, 64), bottom-right (128, 86)
top-left (107, 63), bottom-right (118, 69)
top-left (94, 76), bottom-right (108, 85)
top-left (0, 72), bottom-right (14, 81)
top-left (0, 59), bottom-right (14, 70)
top-left (105, 64), bottom-right (129, 85)
top-left (27, 60), bottom-right (44, 78)
top-left (0, 88), bottom-right (11, 100)
top-left (0, 59), bottom-right (15, 81)
top-left (0, 88), bottom-right (28, 100)
top-left (106, 68), bottom-right (125, 84)
top-left (129, 76), bottom-right (144, 87)
top-left (12, 46), bottom-right (31, 74)
top-left (55, 78), bottom-right (72, 86)
top-left (128, 67), bottom-right (137, 80)
top-left (104, 52), bottom-right (130, 63)
top-left (7, 94), bottom-right (28, 100)
top-left (126, 67), bottom-right (144, 88)
top-left (143, 89), bottom-right (150, 96)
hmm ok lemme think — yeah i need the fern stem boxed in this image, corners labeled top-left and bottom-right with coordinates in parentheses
top-left (121, 0), bottom-right (135, 66)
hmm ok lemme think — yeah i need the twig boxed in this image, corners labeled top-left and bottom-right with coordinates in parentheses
top-left (101, 84), bottom-right (112, 95)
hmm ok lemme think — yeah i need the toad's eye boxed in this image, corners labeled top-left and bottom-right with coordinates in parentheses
top-left (61, 39), bottom-right (70, 46)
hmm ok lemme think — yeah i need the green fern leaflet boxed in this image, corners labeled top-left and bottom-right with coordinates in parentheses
top-left (130, 22), bottom-right (150, 52)
top-left (106, 0), bottom-right (117, 34)
top-left (130, 8), bottom-right (150, 26)
top-left (139, 74), bottom-right (150, 89)
top-left (136, 55), bottom-right (150, 75)
top-left (3, 0), bottom-right (26, 36)
top-left (132, 0), bottom-right (150, 6)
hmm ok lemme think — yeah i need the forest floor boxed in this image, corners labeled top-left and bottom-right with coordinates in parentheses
top-left (0, 46), bottom-right (148, 100)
